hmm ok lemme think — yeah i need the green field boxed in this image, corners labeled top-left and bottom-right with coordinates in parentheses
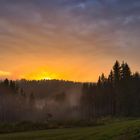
top-left (0, 119), bottom-right (140, 140)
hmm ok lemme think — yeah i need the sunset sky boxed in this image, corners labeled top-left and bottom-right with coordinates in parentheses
top-left (0, 0), bottom-right (140, 82)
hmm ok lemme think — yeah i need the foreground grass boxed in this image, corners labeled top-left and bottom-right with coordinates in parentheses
top-left (0, 119), bottom-right (140, 140)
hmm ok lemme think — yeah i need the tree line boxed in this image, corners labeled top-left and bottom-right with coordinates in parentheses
top-left (80, 61), bottom-right (140, 120)
top-left (0, 79), bottom-right (42, 122)
top-left (0, 79), bottom-right (81, 122)
top-left (0, 61), bottom-right (140, 123)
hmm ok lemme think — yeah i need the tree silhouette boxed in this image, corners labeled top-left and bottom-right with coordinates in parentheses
top-left (81, 60), bottom-right (140, 118)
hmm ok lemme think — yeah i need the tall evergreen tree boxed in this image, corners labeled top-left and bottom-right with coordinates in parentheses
top-left (121, 62), bottom-right (131, 81)
top-left (108, 70), bottom-right (114, 85)
top-left (3, 79), bottom-right (9, 87)
top-left (113, 61), bottom-right (121, 86)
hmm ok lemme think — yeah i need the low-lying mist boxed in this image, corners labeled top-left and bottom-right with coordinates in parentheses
top-left (0, 79), bottom-right (83, 122)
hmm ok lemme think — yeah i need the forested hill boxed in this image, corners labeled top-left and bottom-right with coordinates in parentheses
top-left (0, 60), bottom-right (140, 122)
top-left (16, 79), bottom-right (82, 99)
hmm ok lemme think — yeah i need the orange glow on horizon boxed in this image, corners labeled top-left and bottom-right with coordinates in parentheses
top-left (1, 61), bottom-right (113, 82)
top-left (20, 71), bottom-right (59, 81)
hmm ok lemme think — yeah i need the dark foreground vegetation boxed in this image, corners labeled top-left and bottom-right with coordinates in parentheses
top-left (0, 120), bottom-right (100, 134)
top-left (0, 119), bottom-right (140, 140)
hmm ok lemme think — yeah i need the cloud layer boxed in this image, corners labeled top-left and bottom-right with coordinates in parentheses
top-left (0, 0), bottom-right (140, 81)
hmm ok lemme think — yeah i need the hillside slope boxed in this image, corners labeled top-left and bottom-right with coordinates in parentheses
top-left (0, 119), bottom-right (140, 140)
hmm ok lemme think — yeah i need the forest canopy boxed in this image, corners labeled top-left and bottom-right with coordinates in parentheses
top-left (0, 61), bottom-right (139, 123)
